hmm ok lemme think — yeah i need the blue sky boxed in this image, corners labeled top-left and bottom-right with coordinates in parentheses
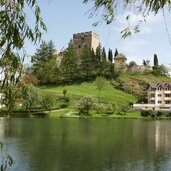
top-left (25, 0), bottom-right (171, 69)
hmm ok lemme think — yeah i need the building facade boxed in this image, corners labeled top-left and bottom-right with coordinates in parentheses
top-left (133, 83), bottom-right (171, 111)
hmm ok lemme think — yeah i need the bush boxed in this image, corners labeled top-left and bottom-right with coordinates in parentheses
top-left (156, 111), bottom-right (162, 117)
top-left (140, 110), bottom-right (152, 117)
top-left (77, 97), bottom-right (93, 115)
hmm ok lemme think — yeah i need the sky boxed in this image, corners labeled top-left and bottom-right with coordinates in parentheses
top-left (25, 0), bottom-right (171, 69)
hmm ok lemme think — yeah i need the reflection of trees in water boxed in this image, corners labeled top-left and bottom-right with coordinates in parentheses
top-left (2, 119), bottom-right (171, 171)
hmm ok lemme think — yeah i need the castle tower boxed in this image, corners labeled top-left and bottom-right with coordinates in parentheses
top-left (114, 53), bottom-right (127, 71)
top-left (73, 31), bottom-right (100, 63)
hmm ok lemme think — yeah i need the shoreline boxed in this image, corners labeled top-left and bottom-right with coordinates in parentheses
top-left (0, 109), bottom-right (171, 120)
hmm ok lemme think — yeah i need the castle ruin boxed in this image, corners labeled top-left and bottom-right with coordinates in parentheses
top-left (73, 31), bottom-right (100, 62)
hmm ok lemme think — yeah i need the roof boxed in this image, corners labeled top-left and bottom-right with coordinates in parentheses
top-left (148, 82), bottom-right (171, 89)
top-left (114, 53), bottom-right (127, 60)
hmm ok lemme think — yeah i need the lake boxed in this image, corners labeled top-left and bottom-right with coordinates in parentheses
top-left (1, 118), bottom-right (171, 171)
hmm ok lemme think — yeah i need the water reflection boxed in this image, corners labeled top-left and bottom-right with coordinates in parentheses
top-left (0, 119), bottom-right (171, 171)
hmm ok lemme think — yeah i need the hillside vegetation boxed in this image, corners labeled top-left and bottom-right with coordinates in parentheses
top-left (40, 81), bottom-right (137, 107)
top-left (112, 72), bottom-right (171, 97)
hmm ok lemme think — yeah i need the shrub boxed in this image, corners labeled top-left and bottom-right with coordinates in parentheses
top-left (156, 111), bottom-right (162, 117)
top-left (77, 97), bottom-right (93, 115)
top-left (140, 110), bottom-right (152, 117)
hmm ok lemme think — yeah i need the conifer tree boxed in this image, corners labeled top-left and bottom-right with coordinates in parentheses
top-left (108, 49), bottom-right (113, 63)
top-left (153, 54), bottom-right (158, 67)
top-left (60, 42), bottom-right (78, 83)
top-left (102, 47), bottom-right (107, 63)
top-left (114, 48), bottom-right (118, 57)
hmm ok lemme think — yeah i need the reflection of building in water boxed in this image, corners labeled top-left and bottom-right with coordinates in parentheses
top-left (154, 121), bottom-right (170, 153)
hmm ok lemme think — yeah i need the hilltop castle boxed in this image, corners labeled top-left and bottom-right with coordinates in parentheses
top-left (57, 31), bottom-right (150, 72)
top-left (73, 31), bottom-right (100, 58)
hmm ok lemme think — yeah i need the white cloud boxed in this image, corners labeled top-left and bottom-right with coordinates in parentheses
top-left (112, 12), bottom-right (162, 35)
top-left (116, 39), bottom-right (149, 65)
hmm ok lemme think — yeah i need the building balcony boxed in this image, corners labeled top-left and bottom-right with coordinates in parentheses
top-left (149, 97), bottom-right (155, 100)
top-left (164, 97), bottom-right (171, 100)
top-left (164, 91), bottom-right (171, 94)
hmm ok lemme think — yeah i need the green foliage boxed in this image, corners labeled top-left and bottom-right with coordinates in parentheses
top-left (108, 49), bottom-right (113, 63)
top-left (40, 92), bottom-right (55, 113)
top-left (1, 52), bottom-right (24, 114)
top-left (128, 61), bottom-right (137, 69)
top-left (31, 40), bottom-right (57, 84)
top-left (94, 76), bottom-right (108, 95)
top-left (114, 48), bottom-right (118, 57)
top-left (77, 97), bottom-right (93, 115)
top-left (21, 84), bottom-right (42, 111)
top-left (83, 0), bottom-right (170, 36)
top-left (59, 43), bottom-right (78, 83)
top-left (140, 110), bottom-right (153, 117)
top-left (152, 65), bottom-right (169, 77)
top-left (63, 89), bottom-right (67, 97)
top-left (0, 0), bottom-right (46, 51)
top-left (153, 54), bottom-right (158, 67)
top-left (0, 0), bottom-right (46, 114)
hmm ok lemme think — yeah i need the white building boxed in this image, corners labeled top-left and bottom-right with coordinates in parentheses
top-left (133, 83), bottom-right (171, 111)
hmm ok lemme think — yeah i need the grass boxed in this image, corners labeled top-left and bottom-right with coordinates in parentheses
top-left (40, 81), bottom-right (137, 106)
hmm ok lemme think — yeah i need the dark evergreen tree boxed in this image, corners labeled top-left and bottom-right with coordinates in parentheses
top-left (114, 48), bottom-right (119, 57)
top-left (60, 43), bottom-right (78, 83)
top-left (102, 47), bottom-right (107, 63)
top-left (96, 45), bottom-right (102, 62)
top-left (108, 49), bottom-right (113, 63)
top-left (153, 54), bottom-right (158, 67)
top-left (79, 46), bottom-right (94, 81)
top-left (31, 40), bottom-right (57, 84)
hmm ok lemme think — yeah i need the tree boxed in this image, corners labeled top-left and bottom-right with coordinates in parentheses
top-left (153, 54), bottom-right (159, 67)
top-left (94, 76), bottom-right (108, 99)
top-left (77, 97), bottom-right (93, 115)
top-left (1, 52), bottom-right (24, 114)
top-left (153, 64), bottom-right (169, 77)
top-left (128, 61), bottom-right (137, 69)
top-left (0, 0), bottom-right (46, 114)
top-left (21, 84), bottom-right (42, 112)
top-left (60, 42), bottom-right (78, 83)
top-left (101, 47), bottom-right (106, 63)
top-left (41, 92), bottom-right (55, 114)
top-left (114, 48), bottom-right (118, 57)
top-left (108, 49), bottom-right (113, 63)
top-left (83, 0), bottom-right (169, 37)
top-left (31, 40), bottom-right (57, 84)
top-left (79, 45), bottom-right (94, 81)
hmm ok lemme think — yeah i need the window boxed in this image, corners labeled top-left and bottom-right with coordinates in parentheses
top-left (158, 101), bottom-right (162, 104)
top-left (165, 87), bottom-right (170, 91)
top-left (158, 94), bottom-right (162, 97)
top-left (158, 87), bottom-right (162, 90)
top-left (78, 45), bottom-right (81, 48)
top-left (165, 101), bottom-right (171, 104)
top-left (150, 100), bottom-right (155, 104)
top-left (151, 94), bottom-right (155, 97)
top-left (165, 94), bottom-right (171, 97)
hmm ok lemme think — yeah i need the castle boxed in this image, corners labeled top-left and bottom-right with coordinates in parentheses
top-left (73, 31), bottom-right (100, 64)
top-left (57, 31), bottom-right (150, 72)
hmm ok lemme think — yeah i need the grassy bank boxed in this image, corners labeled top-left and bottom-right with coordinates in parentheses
top-left (40, 81), bottom-right (137, 106)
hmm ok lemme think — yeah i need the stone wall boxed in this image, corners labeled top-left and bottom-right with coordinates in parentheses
top-left (73, 31), bottom-right (100, 62)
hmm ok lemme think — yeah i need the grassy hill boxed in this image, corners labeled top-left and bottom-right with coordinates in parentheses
top-left (40, 81), bottom-right (137, 107)
top-left (112, 72), bottom-right (171, 97)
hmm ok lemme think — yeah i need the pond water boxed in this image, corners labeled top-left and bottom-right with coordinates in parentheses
top-left (1, 118), bottom-right (171, 171)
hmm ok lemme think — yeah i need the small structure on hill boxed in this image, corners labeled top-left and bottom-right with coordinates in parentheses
top-left (133, 82), bottom-right (171, 111)
top-left (114, 53), bottom-right (127, 71)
